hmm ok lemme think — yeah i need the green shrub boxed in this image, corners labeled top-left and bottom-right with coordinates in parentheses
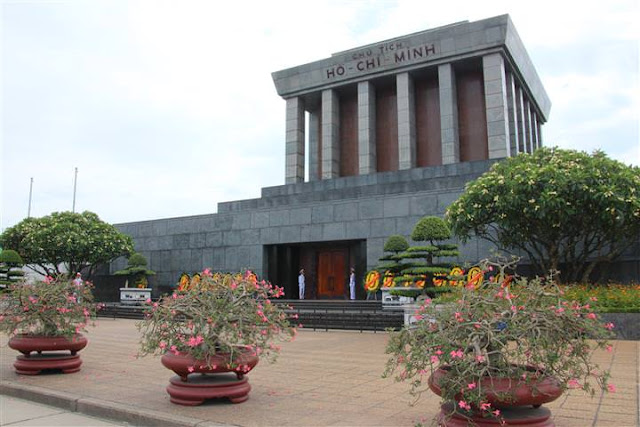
top-left (411, 216), bottom-right (451, 241)
top-left (384, 235), bottom-right (409, 253)
top-left (0, 249), bottom-right (23, 265)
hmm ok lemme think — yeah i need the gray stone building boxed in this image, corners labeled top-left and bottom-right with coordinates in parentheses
top-left (111, 15), bottom-right (553, 299)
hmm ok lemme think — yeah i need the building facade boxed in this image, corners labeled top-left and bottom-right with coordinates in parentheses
top-left (111, 15), bottom-right (554, 299)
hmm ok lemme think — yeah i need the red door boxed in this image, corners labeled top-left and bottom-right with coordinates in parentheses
top-left (317, 250), bottom-right (347, 298)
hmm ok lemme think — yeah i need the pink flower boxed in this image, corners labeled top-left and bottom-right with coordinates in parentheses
top-left (567, 378), bottom-right (580, 389)
top-left (44, 276), bottom-right (53, 284)
top-left (450, 349), bottom-right (464, 359)
top-left (607, 384), bottom-right (616, 393)
top-left (146, 298), bottom-right (152, 303)
top-left (203, 268), bottom-right (212, 277)
top-left (606, 345), bottom-right (613, 353)
top-left (586, 313), bottom-right (596, 319)
top-left (430, 355), bottom-right (439, 364)
top-left (435, 349), bottom-right (443, 355)
top-left (475, 355), bottom-right (486, 363)
top-left (159, 341), bottom-right (167, 349)
top-left (604, 322), bottom-right (615, 330)
top-left (467, 382), bottom-right (476, 390)
top-left (187, 366), bottom-right (194, 373)
top-left (480, 402), bottom-right (492, 411)
top-left (458, 400), bottom-right (471, 411)
top-left (493, 410), bottom-right (500, 417)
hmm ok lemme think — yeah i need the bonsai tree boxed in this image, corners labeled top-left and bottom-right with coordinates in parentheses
top-left (0, 249), bottom-right (25, 289)
top-left (114, 252), bottom-right (156, 288)
top-left (446, 148), bottom-right (640, 282)
top-left (0, 211), bottom-right (134, 279)
top-left (364, 235), bottom-right (410, 295)
top-left (384, 258), bottom-right (615, 425)
top-left (398, 216), bottom-right (460, 296)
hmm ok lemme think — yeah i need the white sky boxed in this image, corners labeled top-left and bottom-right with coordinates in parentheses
top-left (1, 0), bottom-right (638, 231)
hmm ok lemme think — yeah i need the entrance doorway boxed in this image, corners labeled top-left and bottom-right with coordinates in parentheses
top-left (264, 240), bottom-right (366, 300)
top-left (317, 249), bottom-right (347, 298)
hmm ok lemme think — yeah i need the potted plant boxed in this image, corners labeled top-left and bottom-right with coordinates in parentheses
top-left (0, 275), bottom-right (98, 374)
top-left (114, 252), bottom-right (155, 304)
top-left (137, 269), bottom-right (296, 405)
top-left (383, 259), bottom-right (615, 426)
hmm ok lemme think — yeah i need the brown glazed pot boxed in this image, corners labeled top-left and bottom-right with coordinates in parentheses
top-left (161, 349), bottom-right (259, 382)
top-left (8, 334), bottom-right (88, 356)
top-left (428, 365), bottom-right (563, 409)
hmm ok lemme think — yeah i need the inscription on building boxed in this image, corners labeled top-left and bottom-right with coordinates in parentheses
top-left (325, 42), bottom-right (437, 79)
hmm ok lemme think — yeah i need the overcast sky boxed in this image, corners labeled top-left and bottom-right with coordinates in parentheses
top-left (1, 0), bottom-right (638, 231)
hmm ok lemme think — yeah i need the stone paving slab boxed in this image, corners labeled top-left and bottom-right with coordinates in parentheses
top-left (0, 395), bottom-right (122, 426)
top-left (1, 319), bottom-right (638, 426)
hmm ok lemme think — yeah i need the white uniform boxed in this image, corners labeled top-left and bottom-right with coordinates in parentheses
top-left (349, 272), bottom-right (356, 300)
top-left (298, 273), bottom-right (305, 299)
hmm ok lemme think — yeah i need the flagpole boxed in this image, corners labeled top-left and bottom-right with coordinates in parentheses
top-left (72, 167), bottom-right (78, 213)
top-left (28, 177), bottom-right (34, 217)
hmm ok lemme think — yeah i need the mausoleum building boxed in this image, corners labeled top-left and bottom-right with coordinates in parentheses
top-left (111, 15), bottom-right (552, 299)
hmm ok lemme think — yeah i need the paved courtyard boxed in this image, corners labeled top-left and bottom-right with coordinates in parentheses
top-left (1, 318), bottom-right (638, 426)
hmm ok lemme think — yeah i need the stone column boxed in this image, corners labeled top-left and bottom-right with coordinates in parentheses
top-left (536, 119), bottom-right (543, 147)
top-left (524, 98), bottom-right (533, 154)
top-left (321, 89), bottom-right (340, 179)
top-left (482, 53), bottom-right (510, 159)
top-left (285, 97), bottom-right (305, 184)
top-left (438, 64), bottom-right (460, 164)
top-left (506, 72), bottom-right (519, 156)
top-left (516, 86), bottom-right (526, 153)
top-left (529, 111), bottom-right (538, 152)
top-left (397, 72), bottom-right (416, 170)
top-left (358, 81), bottom-right (376, 175)
top-left (532, 112), bottom-right (540, 150)
top-left (308, 110), bottom-right (320, 181)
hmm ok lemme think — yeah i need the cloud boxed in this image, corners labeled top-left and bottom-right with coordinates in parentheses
top-left (2, 0), bottom-right (638, 231)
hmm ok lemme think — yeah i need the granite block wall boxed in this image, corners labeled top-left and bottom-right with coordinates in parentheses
top-left (112, 160), bottom-right (498, 286)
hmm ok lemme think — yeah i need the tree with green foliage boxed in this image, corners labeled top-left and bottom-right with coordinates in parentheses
top-left (0, 249), bottom-right (25, 289)
top-left (398, 216), bottom-right (460, 295)
top-left (114, 252), bottom-right (156, 288)
top-left (0, 211), bottom-right (134, 279)
top-left (446, 148), bottom-right (640, 282)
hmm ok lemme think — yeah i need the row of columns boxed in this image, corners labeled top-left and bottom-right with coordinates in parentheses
top-left (285, 53), bottom-right (544, 184)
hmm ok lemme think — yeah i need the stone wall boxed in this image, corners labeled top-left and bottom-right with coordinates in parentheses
top-left (112, 160), bottom-right (497, 287)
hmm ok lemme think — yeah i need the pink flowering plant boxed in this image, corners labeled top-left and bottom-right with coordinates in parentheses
top-left (137, 270), bottom-right (296, 367)
top-left (0, 275), bottom-right (97, 338)
top-left (383, 258), bottom-right (615, 424)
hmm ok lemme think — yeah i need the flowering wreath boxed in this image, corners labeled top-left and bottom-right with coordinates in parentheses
top-left (364, 270), bottom-right (381, 292)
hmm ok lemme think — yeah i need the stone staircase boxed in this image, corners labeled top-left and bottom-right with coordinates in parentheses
top-left (97, 300), bottom-right (404, 332)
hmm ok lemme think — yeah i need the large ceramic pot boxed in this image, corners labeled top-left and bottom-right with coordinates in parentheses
top-left (161, 349), bottom-right (260, 405)
top-left (8, 334), bottom-right (88, 356)
top-left (161, 349), bottom-right (259, 382)
top-left (428, 365), bottom-right (563, 426)
top-left (8, 334), bottom-right (88, 375)
top-left (429, 365), bottom-right (562, 408)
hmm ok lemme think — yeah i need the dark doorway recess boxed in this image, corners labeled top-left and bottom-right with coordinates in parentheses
top-left (264, 240), bottom-right (366, 300)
